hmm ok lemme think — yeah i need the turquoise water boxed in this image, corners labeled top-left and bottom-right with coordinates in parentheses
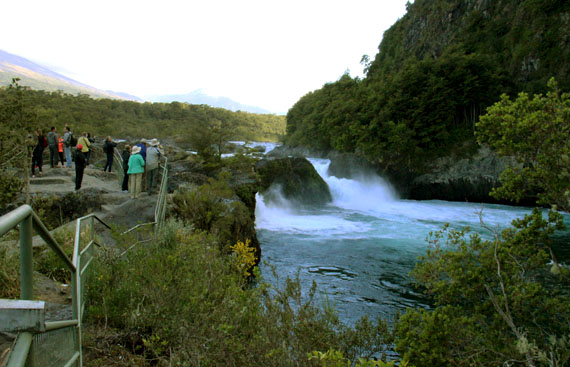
top-left (255, 158), bottom-right (569, 324)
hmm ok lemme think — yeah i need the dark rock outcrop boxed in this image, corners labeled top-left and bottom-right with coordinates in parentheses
top-left (327, 152), bottom-right (377, 179)
top-left (256, 157), bottom-right (332, 206)
top-left (407, 146), bottom-right (518, 203)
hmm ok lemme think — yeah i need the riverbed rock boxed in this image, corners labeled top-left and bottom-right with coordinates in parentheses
top-left (256, 157), bottom-right (332, 206)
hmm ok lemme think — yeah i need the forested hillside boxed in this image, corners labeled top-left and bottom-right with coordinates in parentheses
top-left (0, 85), bottom-right (285, 143)
top-left (285, 0), bottom-right (570, 172)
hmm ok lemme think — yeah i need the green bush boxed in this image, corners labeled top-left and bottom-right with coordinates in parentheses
top-left (170, 171), bottom-right (256, 251)
top-left (0, 245), bottom-right (20, 298)
top-left (395, 210), bottom-right (570, 366)
top-left (84, 221), bottom-right (393, 366)
top-left (0, 171), bottom-right (23, 210)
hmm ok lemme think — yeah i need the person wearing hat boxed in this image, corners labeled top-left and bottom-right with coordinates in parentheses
top-left (74, 144), bottom-right (87, 190)
top-left (145, 138), bottom-right (163, 195)
top-left (127, 145), bottom-right (145, 199)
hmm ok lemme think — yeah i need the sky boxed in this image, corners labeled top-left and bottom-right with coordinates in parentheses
top-left (1, 0), bottom-right (408, 113)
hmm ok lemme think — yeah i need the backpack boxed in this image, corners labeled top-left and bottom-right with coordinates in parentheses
top-left (103, 141), bottom-right (109, 153)
top-left (41, 136), bottom-right (48, 148)
top-left (70, 134), bottom-right (78, 148)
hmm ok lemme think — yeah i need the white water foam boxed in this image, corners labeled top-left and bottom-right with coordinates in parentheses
top-left (255, 190), bottom-right (371, 236)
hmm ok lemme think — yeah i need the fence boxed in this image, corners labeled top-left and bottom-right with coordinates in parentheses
top-left (0, 206), bottom-right (111, 367)
top-left (1, 145), bottom-right (169, 366)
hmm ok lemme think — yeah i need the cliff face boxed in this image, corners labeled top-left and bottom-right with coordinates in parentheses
top-left (369, 0), bottom-right (570, 92)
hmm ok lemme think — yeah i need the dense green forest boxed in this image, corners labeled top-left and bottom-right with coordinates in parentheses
top-left (285, 0), bottom-right (570, 172)
top-left (0, 85), bottom-right (285, 144)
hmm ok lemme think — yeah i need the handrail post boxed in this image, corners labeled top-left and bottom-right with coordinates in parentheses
top-left (20, 214), bottom-right (33, 300)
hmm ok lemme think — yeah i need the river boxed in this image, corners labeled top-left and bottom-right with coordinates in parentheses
top-left (255, 157), bottom-right (570, 325)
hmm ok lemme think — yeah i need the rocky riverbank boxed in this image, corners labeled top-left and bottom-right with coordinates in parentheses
top-left (266, 144), bottom-right (531, 206)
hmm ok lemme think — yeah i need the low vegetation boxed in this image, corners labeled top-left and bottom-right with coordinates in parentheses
top-left (84, 221), bottom-right (393, 366)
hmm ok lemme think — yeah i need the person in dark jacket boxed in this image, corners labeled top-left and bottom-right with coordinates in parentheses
top-left (74, 144), bottom-right (87, 190)
top-left (31, 129), bottom-right (46, 177)
top-left (103, 136), bottom-right (118, 173)
top-left (47, 126), bottom-right (59, 168)
top-left (121, 145), bottom-right (131, 191)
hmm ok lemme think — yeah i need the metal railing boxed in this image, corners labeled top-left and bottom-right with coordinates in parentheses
top-left (1, 146), bottom-right (169, 366)
top-left (111, 147), bottom-right (168, 232)
top-left (0, 206), bottom-right (110, 367)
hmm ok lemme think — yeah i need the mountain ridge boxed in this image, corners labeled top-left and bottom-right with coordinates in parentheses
top-left (145, 89), bottom-right (276, 115)
top-left (0, 49), bottom-right (279, 114)
top-left (0, 49), bottom-right (139, 101)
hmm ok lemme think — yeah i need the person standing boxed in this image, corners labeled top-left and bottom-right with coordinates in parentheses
top-left (103, 136), bottom-right (118, 173)
top-left (121, 145), bottom-right (131, 192)
top-left (57, 135), bottom-right (65, 167)
top-left (47, 126), bottom-right (59, 168)
top-left (77, 132), bottom-right (91, 166)
top-left (74, 144), bottom-right (86, 190)
top-left (146, 139), bottom-right (163, 195)
top-left (135, 139), bottom-right (148, 191)
top-left (63, 126), bottom-right (73, 168)
top-left (127, 145), bottom-right (145, 199)
top-left (31, 129), bottom-right (46, 177)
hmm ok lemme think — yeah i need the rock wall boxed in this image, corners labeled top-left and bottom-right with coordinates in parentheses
top-left (256, 157), bottom-right (332, 206)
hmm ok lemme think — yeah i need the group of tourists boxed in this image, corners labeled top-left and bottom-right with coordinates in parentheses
top-left (30, 126), bottom-right (84, 177)
top-left (123, 138), bottom-right (164, 199)
top-left (29, 128), bottom-right (164, 197)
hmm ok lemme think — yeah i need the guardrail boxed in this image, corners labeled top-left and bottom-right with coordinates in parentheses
top-left (0, 206), bottom-right (110, 367)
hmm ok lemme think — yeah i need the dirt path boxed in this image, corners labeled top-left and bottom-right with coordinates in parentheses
top-left (30, 165), bottom-right (124, 194)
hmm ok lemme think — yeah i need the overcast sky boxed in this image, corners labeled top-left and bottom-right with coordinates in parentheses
top-left (1, 0), bottom-right (408, 113)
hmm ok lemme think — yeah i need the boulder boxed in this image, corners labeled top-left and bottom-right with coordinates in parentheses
top-left (256, 157), bottom-right (332, 206)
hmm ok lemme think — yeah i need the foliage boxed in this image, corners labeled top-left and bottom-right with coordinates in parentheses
top-left (284, 0), bottom-right (570, 173)
top-left (395, 210), bottom-right (570, 366)
top-left (0, 78), bottom-right (39, 202)
top-left (230, 239), bottom-right (257, 278)
top-left (30, 192), bottom-right (95, 230)
top-left (34, 228), bottom-right (76, 283)
top-left (0, 87), bottom-right (285, 147)
top-left (0, 170), bottom-right (23, 210)
top-left (0, 245), bottom-right (20, 298)
top-left (85, 221), bottom-right (393, 366)
top-left (477, 78), bottom-right (570, 211)
top-left (285, 52), bottom-right (504, 171)
top-left (307, 348), bottom-right (407, 367)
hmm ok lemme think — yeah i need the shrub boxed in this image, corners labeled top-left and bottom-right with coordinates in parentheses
top-left (0, 171), bottom-right (23, 211)
top-left (84, 220), bottom-right (393, 366)
top-left (0, 245), bottom-right (20, 298)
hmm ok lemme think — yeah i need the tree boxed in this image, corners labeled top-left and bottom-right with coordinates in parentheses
top-left (395, 80), bottom-right (570, 366)
top-left (395, 210), bottom-right (569, 366)
top-left (476, 78), bottom-right (570, 212)
top-left (0, 78), bottom-right (38, 203)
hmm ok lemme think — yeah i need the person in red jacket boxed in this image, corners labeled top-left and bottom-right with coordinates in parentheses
top-left (58, 136), bottom-right (65, 167)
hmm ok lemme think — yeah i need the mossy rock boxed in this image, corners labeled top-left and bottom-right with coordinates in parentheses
top-left (256, 157), bottom-right (332, 206)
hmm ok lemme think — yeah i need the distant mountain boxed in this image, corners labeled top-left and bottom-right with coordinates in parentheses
top-left (0, 49), bottom-right (141, 101)
top-left (145, 89), bottom-right (273, 114)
